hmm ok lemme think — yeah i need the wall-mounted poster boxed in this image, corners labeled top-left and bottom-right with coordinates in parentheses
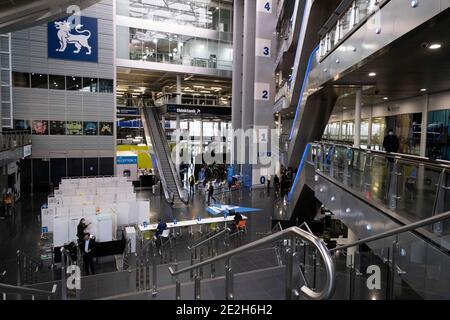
top-left (50, 121), bottom-right (66, 135)
top-left (83, 122), bottom-right (98, 135)
top-left (14, 120), bottom-right (31, 131)
top-left (32, 120), bottom-right (48, 135)
top-left (99, 122), bottom-right (114, 136)
top-left (66, 121), bottom-right (83, 135)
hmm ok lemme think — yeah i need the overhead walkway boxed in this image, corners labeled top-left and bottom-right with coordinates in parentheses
top-left (141, 107), bottom-right (188, 207)
top-left (287, 0), bottom-right (450, 170)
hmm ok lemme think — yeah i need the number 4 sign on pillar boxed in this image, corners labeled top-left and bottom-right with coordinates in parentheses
top-left (257, 0), bottom-right (273, 13)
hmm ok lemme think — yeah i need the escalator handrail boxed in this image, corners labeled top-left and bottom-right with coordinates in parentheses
top-left (169, 226), bottom-right (335, 300)
top-left (141, 107), bottom-right (174, 204)
top-left (313, 141), bottom-right (450, 169)
top-left (330, 210), bottom-right (450, 253)
top-left (150, 108), bottom-right (189, 205)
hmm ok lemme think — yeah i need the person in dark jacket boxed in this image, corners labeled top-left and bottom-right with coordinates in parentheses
top-left (207, 183), bottom-right (217, 205)
top-left (77, 218), bottom-right (91, 243)
top-left (383, 130), bottom-right (400, 153)
top-left (79, 233), bottom-right (96, 276)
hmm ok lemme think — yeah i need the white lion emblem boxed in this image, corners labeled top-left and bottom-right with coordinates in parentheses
top-left (54, 21), bottom-right (92, 55)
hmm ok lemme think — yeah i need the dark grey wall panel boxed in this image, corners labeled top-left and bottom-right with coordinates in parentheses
top-left (10, 0), bottom-right (115, 159)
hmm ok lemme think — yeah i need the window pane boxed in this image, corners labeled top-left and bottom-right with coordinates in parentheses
top-left (81, 77), bottom-right (98, 92)
top-left (31, 73), bottom-right (48, 89)
top-left (66, 76), bottom-right (82, 91)
top-left (49, 75), bottom-right (65, 90)
top-left (14, 120), bottom-right (31, 131)
top-left (99, 79), bottom-right (113, 93)
top-left (32, 120), bottom-right (48, 135)
top-left (50, 121), bottom-right (66, 135)
top-left (83, 122), bottom-right (98, 135)
top-left (66, 121), bottom-right (83, 135)
top-left (13, 72), bottom-right (30, 87)
top-left (99, 122), bottom-right (114, 136)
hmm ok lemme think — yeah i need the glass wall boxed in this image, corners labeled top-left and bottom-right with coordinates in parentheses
top-left (371, 117), bottom-right (386, 151)
top-left (427, 110), bottom-right (450, 160)
top-left (117, 26), bottom-right (233, 71)
top-left (116, 0), bottom-right (233, 32)
top-left (385, 113), bottom-right (422, 155)
top-left (341, 120), bottom-right (355, 142)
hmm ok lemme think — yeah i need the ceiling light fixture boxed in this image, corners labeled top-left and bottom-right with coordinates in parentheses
top-left (383, 97), bottom-right (389, 100)
top-left (420, 88), bottom-right (427, 92)
top-left (428, 43), bottom-right (442, 50)
top-left (368, 72), bottom-right (377, 77)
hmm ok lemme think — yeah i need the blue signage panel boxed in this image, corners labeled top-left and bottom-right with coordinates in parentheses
top-left (117, 156), bottom-right (138, 165)
top-left (227, 166), bottom-right (234, 183)
top-left (48, 16), bottom-right (98, 63)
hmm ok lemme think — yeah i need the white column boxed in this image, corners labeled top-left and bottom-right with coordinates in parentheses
top-left (354, 89), bottom-right (362, 148)
top-left (200, 119), bottom-right (204, 162)
top-left (368, 106), bottom-right (373, 147)
top-left (176, 75), bottom-right (182, 104)
top-left (176, 114), bottom-right (181, 174)
top-left (161, 115), bottom-right (165, 133)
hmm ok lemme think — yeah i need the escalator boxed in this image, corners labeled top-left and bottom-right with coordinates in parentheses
top-left (141, 107), bottom-right (188, 207)
top-left (286, 1), bottom-right (450, 209)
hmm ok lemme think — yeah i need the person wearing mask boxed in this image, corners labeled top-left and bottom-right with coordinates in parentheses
top-left (207, 183), bottom-right (217, 206)
top-left (77, 218), bottom-right (91, 243)
top-left (383, 129), bottom-right (400, 153)
top-left (79, 233), bottom-right (96, 276)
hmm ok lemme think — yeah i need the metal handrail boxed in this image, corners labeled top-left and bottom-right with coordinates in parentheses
top-left (151, 107), bottom-right (189, 205)
top-left (330, 211), bottom-right (450, 253)
top-left (188, 228), bottom-right (230, 251)
top-left (141, 105), bottom-right (188, 205)
top-left (313, 141), bottom-right (450, 169)
top-left (0, 283), bottom-right (57, 297)
top-left (169, 226), bottom-right (335, 300)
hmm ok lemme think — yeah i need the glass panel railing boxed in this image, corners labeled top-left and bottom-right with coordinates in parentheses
top-left (318, 0), bottom-right (390, 60)
top-left (313, 142), bottom-right (450, 251)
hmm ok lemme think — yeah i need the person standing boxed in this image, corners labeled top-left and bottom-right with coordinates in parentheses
top-left (383, 129), bottom-right (400, 153)
top-left (189, 174), bottom-right (196, 197)
top-left (77, 218), bottom-right (91, 243)
top-left (207, 183), bottom-right (217, 206)
top-left (79, 233), bottom-right (96, 276)
top-left (267, 175), bottom-right (271, 191)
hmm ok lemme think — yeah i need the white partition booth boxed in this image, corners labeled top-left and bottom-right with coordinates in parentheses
top-left (41, 177), bottom-right (150, 247)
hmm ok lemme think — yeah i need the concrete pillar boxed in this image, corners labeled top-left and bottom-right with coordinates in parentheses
top-left (354, 89), bottom-right (362, 148)
top-left (420, 95), bottom-right (429, 158)
top-left (176, 114), bottom-right (181, 173)
top-left (176, 75), bottom-right (182, 104)
top-left (200, 119), bottom-right (204, 163)
top-left (232, 0), bottom-right (244, 130)
top-left (367, 106), bottom-right (373, 147)
top-left (241, 0), bottom-right (256, 131)
top-left (161, 115), bottom-right (165, 133)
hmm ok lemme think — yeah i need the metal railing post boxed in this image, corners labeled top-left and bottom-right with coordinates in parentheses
top-left (388, 160), bottom-right (401, 210)
top-left (60, 250), bottom-right (67, 300)
top-left (285, 237), bottom-right (294, 300)
top-left (190, 251), bottom-right (194, 280)
top-left (194, 275), bottom-right (201, 300)
top-left (16, 251), bottom-right (21, 286)
top-left (225, 257), bottom-right (234, 300)
top-left (152, 248), bottom-right (158, 297)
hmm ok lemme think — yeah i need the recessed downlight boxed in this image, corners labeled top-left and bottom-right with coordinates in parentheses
top-left (383, 97), bottom-right (389, 100)
top-left (368, 72), bottom-right (377, 77)
top-left (429, 43), bottom-right (442, 50)
top-left (420, 88), bottom-right (427, 92)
